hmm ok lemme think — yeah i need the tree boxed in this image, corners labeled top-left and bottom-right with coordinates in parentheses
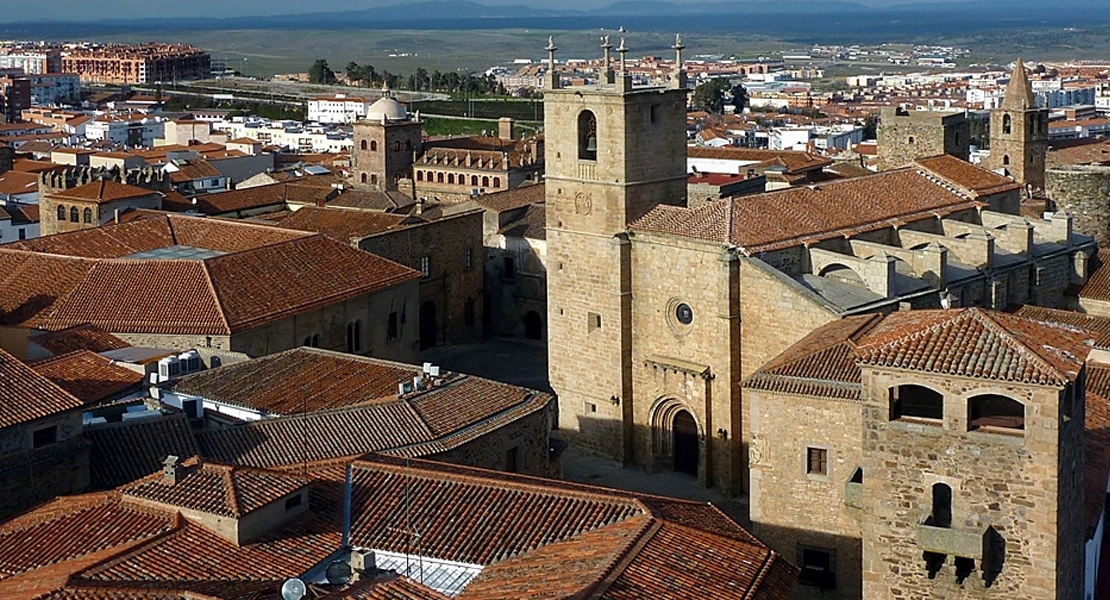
top-left (730, 83), bottom-right (748, 112)
top-left (691, 78), bottom-right (731, 114)
top-left (308, 59), bottom-right (336, 85)
top-left (346, 62), bottom-right (363, 86)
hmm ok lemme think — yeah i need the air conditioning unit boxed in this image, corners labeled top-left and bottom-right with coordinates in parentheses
top-left (158, 356), bottom-right (181, 381)
top-left (178, 350), bottom-right (201, 374)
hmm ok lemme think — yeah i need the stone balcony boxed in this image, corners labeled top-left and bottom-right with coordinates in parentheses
top-left (917, 523), bottom-right (986, 559)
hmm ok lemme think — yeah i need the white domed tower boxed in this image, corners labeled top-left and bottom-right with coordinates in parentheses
top-left (352, 84), bottom-right (423, 191)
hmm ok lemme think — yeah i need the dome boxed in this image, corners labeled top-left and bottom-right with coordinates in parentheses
top-left (365, 86), bottom-right (408, 122)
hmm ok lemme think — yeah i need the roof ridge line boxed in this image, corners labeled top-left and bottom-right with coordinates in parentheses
top-left (974, 308), bottom-right (1070, 384)
top-left (68, 509), bottom-right (184, 580)
top-left (198, 261), bottom-right (232, 335)
top-left (740, 549), bottom-right (783, 600)
top-left (580, 515), bottom-right (661, 600)
top-left (223, 466), bottom-right (242, 517)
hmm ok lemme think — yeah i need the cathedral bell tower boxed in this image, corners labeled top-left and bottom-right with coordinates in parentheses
top-left (544, 33), bottom-right (689, 461)
top-left (986, 58), bottom-right (1048, 190)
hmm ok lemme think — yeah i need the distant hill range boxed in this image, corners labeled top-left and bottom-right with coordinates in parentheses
top-left (5, 0), bottom-right (1110, 33)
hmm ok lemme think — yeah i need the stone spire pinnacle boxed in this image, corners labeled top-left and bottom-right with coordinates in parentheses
top-left (1002, 57), bottom-right (1037, 111)
top-left (545, 36), bottom-right (560, 90)
top-left (617, 30), bottom-right (628, 73)
top-left (601, 35), bottom-right (612, 72)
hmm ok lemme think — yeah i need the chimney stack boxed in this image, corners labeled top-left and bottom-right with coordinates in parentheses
top-left (498, 117), bottom-right (515, 141)
top-left (162, 455), bottom-right (181, 485)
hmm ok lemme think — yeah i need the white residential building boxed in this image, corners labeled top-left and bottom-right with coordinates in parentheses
top-left (307, 93), bottom-right (373, 124)
top-left (215, 117), bottom-right (353, 153)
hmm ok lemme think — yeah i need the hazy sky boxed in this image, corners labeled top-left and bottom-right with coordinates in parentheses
top-left (1, 0), bottom-right (972, 24)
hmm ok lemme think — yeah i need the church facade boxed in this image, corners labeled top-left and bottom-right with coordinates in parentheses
top-left (544, 41), bottom-right (1102, 599)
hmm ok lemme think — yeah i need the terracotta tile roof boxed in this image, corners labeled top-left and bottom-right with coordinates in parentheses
top-left (163, 183), bottom-right (286, 215)
top-left (166, 160), bottom-right (222, 183)
top-left (0, 494), bottom-right (175, 581)
top-left (632, 167), bottom-right (986, 253)
top-left (1084, 366), bottom-right (1110, 538)
top-left (498, 203), bottom-right (546, 241)
top-left (119, 459), bottom-right (309, 518)
top-left (0, 454), bottom-right (790, 600)
top-left (13, 159), bottom-right (65, 174)
top-left (472, 183), bottom-right (544, 213)
top-left (30, 325), bottom-right (130, 356)
top-left (0, 347), bottom-right (85, 428)
top-left (190, 349), bottom-right (553, 468)
top-left (6, 203), bottom-right (39, 224)
top-left (914, 155), bottom-right (1022, 196)
top-left (29, 350), bottom-right (145, 404)
top-left (1014, 305), bottom-right (1110, 349)
top-left (1074, 249), bottom-right (1110, 303)
top-left (85, 414), bottom-right (201, 490)
top-left (1048, 137), bottom-right (1110, 167)
top-left (856, 308), bottom-right (1091, 386)
top-left (0, 215), bottom-right (419, 336)
top-left (52, 181), bottom-right (161, 205)
top-left (277, 207), bottom-right (414, 243)
top-left (687, 147), bottom-right (831, 173)
top-left (743, 315), bottom-right (874, 400)
top-left (0, 171), bottom-right (39, 195)
top-left (165, 347), bottom-right (418, 415)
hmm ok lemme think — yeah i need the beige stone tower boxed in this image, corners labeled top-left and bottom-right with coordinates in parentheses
top-left (986, 58), bottom-right (1048, 189)
top-left (859, 309), bottom-right (1087, 600)
top-left (545, 35), bottom-right (688, 460)
top-left (351, 85), bottom-right (423, 192)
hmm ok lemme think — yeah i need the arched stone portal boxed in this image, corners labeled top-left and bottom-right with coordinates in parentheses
top-left (650, 398), bottom-right (700, 476)
top-left (673, 411), bottom-right (699, 476)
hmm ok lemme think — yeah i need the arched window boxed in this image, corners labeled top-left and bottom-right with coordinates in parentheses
top-left (57, 205), bottom-right (66, 221)
top-left (929, 483), bottom-right (952, 528)
top-left (1002, 113), bottom-right (1012, 135)
top-left (370, 140), bottom-right (378, 151)
top-left (393, 141), bottom-right (400, 151)
top-left (437, 172), bottom-right (444, 183)
top-left (907, 136), bottom-right (915, 144)
top-left (1002, 155), bottom-right (1010, 166)
top-left (889, 384), bottom-right (943, 421)
top-left (578, 110), bottom-right (598, 161)
top-left (370, 174), bottom-right (378, 185)
top-left (968, 394), bottom-right (1024, 431)
top-left (70, 207), bottom-right (79, 222)
top-left (360, 140), bottom-right (368, 151)
top-left (493, 177), bottom-right (501, 189)
top-left (83, 208), bottom-right (93, 224)
top-left (471, 175), bottom-right (478, 186)
top-left (448, 173), bottom-right (455, 184)
top-left (481, 176), bottom-right (489, 188)
top-left (405, 140), bottom-right (412, 152)
top-left (361, 173), bottom-right (368, 184)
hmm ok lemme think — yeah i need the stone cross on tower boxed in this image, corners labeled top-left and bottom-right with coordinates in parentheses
top-left (671, 33), bottom-right (687, 89)
top-left (617, 29), bottom-right (628, 73)
top-left (545, 36), bottom-right (560, 90)
top-left (601, 35), bottom-right (614, 84)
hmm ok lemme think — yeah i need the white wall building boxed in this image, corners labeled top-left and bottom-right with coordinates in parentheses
top-left (215, 117), bottom-right (353, 153)
top-left (769, 126), bottom-right (812, 151)
top-left (307, 93), bottom-right (373, 124)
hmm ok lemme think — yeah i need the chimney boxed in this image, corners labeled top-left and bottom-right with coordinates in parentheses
top-left (498, 117), bottom-right (515, 141)
top-left (162, 455), bottom-right (181, 485)
top-left (415, 196), bottom-right (425, 215)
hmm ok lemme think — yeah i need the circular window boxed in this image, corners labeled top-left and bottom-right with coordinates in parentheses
top-left (675, 303), bottom-right (694, 325)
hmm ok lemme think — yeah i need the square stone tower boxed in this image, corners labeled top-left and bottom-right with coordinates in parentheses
top-left (545, 35), bottom-right (689, 460)
top-left (876, 106), bottom-right (970, 170)
top-left (351, 86), bottom-right (422, 192)
top-left (985, 58), bottom-right (1049, 190)
top-left (858, 309), bottom-right (1087, 600)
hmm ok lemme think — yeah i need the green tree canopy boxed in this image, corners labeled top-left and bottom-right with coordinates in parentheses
top-left (308, 59), bottom-right (336, 85)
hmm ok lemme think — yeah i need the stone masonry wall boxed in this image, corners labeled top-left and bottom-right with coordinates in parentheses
top-left (747, 388), bottom-right (864, 600)
top-left (1045, 165), bottom-right (1110, 246)
top-left (431, 400), bottom-right (559, 479)
top-left (860, 368), bottom-right (1077, 600)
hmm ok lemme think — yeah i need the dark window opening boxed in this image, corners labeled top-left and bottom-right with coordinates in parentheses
top-left (285, 494), bottom-right (303, 511)
top-left (1003, 154), bottom-right (1010, 166)
top-left (70, 207), bottom-right (79, 222)
top-left (405, 139), bottom-right (412, 152)
top-left (954, 557), bottom-right (975, 584)
top-left (32, 426), bottom-right (57, 448)
top-left (505, 447), bottom-right (519, 473)
top-left (57, 205), bottom-right (66, 221)
top-left (798, 546), bottom-right (836, 590)
top-left (524, 311), bottom-right (542, 340)
top-left (464, 298), bottom-right (476, 327)
top-left (387, 311), bottom-right (399, 341)
top-left (393, 141), bottom-right (400, 151)
top-left (588, 312), bottom-right (602, 333)
top-left (650, 103), bottom-right (661, 125)
top-left (890, 385), bottom-right (944, 421)
top-left (83, 208), bottom-right (93, 224)
top-left (502, 256), bottom-right (516, 281)
top-left (578, 110), bottom-right (598, 161)
top-left (924, 551), bottom-right (946, 579)
top-left (807, 447), bottom-right (828, 477)
top-left (361, 173), bottom-right (368, 184)
top-left (465, 247), bottom-right (473, 270)
top-left (360, 140), bottom-right (367, 151)
top-left (370, 140), bottom-right (377, 151)
top-left (850, 466), bottom-right (863, 484)
top-left (928, 482), bottom-right (953, 528)
top-left (1002, 114), bottom-right (1012, 135)
top-left (420, 256), bottom-right (431, 278)
top-left (968, 394), bottom-right (1024, 432)
top-left (907, 136), bottom-right (915, 144)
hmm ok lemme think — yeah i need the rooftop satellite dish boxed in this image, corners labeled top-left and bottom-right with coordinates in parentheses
top-left (281, 578), bottom-right (306, 600)
top-left (326, 559), bottom-right (353, 585)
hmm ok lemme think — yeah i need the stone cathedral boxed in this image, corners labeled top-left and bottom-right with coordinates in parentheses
top-left (545, 37), bottom-right (1103, 600)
